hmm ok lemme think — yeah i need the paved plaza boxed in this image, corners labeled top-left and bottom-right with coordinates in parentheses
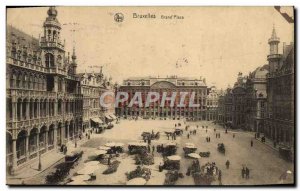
top-left (9, 119), bottom-right (294, 185)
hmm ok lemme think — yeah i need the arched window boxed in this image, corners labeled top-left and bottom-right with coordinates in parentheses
top-left (45, 53), bottom-right (54, 68)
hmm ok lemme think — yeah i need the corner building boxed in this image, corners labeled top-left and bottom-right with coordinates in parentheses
top-left (6, 7), bottom-right (83, 174)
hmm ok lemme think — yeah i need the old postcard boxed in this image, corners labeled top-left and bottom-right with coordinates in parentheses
top-left (6, 6), bottom-right (294, 186)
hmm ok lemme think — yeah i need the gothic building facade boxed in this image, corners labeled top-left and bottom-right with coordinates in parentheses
top-left (206, 86), bottom-right (219, 121)
top-left (265, 27), bottom-right (294, 148)
top-left (116, 76), bottom-right (208, 120)
top-left (6, 7), bottom-right (83, 174)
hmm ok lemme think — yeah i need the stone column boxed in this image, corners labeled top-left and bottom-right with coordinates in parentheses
top-left (26, 101), bottom-right (29, 120)
top-left (45, 130), bottom-right (48, 151)
top-left (25, 135), bottom-right (29, 160)
top-left (12, 139), bottom-right (17, 175)
top-left (37, 133), bottom-right (40, 153)
top-left (66, 124), bottom-right (69, 142)
top-left (73, 122), bottom-right (76, 139)
top-left (54, 126), bottom-right (57, 149)
top-left (37, 101), bottom-right (40, 118)
top-left (12, 101), bottom-right (16, 122)
top-left (20, 101), bottom-right (23, 120)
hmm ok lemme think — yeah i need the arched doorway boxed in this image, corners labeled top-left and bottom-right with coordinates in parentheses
top-left (16, 130), bottom-right (27, 160)
top-left (29, 128), bottom-right (39, 154)
top-left (48, 125), bottom-right (55, 150)
top-left (39, 126), bottom-right (47, 152)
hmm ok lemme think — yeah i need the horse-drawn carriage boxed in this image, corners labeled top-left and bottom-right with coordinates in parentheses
top-left (126, 166), bottom-right (151, 181)
top-left (217, 143), bottom-right (225, 154)
top-left (174, 129), bottom-right (183, 136)
top-left (128, 142), bottom-right (148, 155)
top-left (162, 142), bottom-right (177, 156)
top-left (199, 151), bottom-right (210, 158)
top-left (141, 131), bottom-right (160, 140)
top-left (183, 143), bottom-right (197, 157)
top-left (160, 155), bottom-right (181, 171)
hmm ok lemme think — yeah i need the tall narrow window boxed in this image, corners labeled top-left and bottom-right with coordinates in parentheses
top-left (45, 53), bottom-right (54, 68)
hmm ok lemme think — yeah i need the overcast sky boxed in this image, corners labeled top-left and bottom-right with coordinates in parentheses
top-left (7, 6), bottom-right (294, 89)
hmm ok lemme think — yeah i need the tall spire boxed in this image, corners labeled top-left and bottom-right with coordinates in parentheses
top-left (271, 24), bottom-right (277, 39)
top-left (72, 46), bottom-right (77, 61)
top-left (268, 24), bottom-right (280, 44)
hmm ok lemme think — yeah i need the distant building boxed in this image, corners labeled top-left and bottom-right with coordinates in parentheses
top-left (206, 86), bottom-right (219, 121)
top-left (116, 76), bottom-right (208, 120)
top-left (77, 69), bottom-right (115, 131)
top-left (231, 73), bottom-right (247, 129)
top-left (265, 27), bottom-right (294, 148)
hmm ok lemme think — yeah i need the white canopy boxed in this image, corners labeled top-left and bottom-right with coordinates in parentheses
top-left (105, 114), bottom-right (113, 120)
top-left (167, 155), bottom-right (181, 161)
top-left (126, 177), bottom-right (147, 185)
top-left (185, 143), bottom-right (196, 148)
top-left (110, 114), bottom-right (117, 120)
top-left (188, 153), bottom-right (201, 159)
top-left (94, 150), bottom-right (107, 155)
top-left (91, 118), bottom-right (103, 124)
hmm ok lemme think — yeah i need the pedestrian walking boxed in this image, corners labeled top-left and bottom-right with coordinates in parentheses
top-left (245, 167), bottom-right (250, 179)
top-left (242, 167), bottom-right (246, 178)
top-left (218, 170), bottom-right (222, 183)
top-left (152, 145), bottom-right (155, 153)
top-left (233, 133), bottom-right (235, 138)
top-left (208, 137), bottom-right (211, 142)
top-left (206, 129), bottom-right (208, 133)
top-left (187, 134), bottom-right (190, 139)
top-left (226, 160), bottom-right (230, 169)
top-left (148, 145), bottom-right (151, 152)
top-left (251, 140), bottom-right (253, 147)
top-left (216, 133), bottom-right (218, 138)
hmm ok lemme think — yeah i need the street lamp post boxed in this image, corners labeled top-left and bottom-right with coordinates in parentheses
top-left (38, 151), bottom-right (42, 171)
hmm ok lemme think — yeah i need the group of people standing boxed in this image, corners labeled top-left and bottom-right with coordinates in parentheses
top-left (242, 166), bottom-right (250, 179)
top-left (206, 136), bottom-right (211, 142)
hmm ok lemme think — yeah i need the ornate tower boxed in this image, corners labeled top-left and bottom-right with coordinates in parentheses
top-left (40, 6), bottom-right (65, 69)
top-left (267, 26), bottom-right (282, 73)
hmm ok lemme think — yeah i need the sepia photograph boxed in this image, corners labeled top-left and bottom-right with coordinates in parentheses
top-left (5, 6), bottom-right (294, 186)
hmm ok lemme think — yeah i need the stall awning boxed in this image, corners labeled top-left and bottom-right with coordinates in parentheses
top-left (105, 114), bottom-right (113, 120)
top-left (91, 118), bottom-right (103, 124)
top-left (109, 114), bottom-right (117, 120)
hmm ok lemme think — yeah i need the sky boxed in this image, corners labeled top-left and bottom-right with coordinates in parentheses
top-left (6, 6), bottom-right (294, 89)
